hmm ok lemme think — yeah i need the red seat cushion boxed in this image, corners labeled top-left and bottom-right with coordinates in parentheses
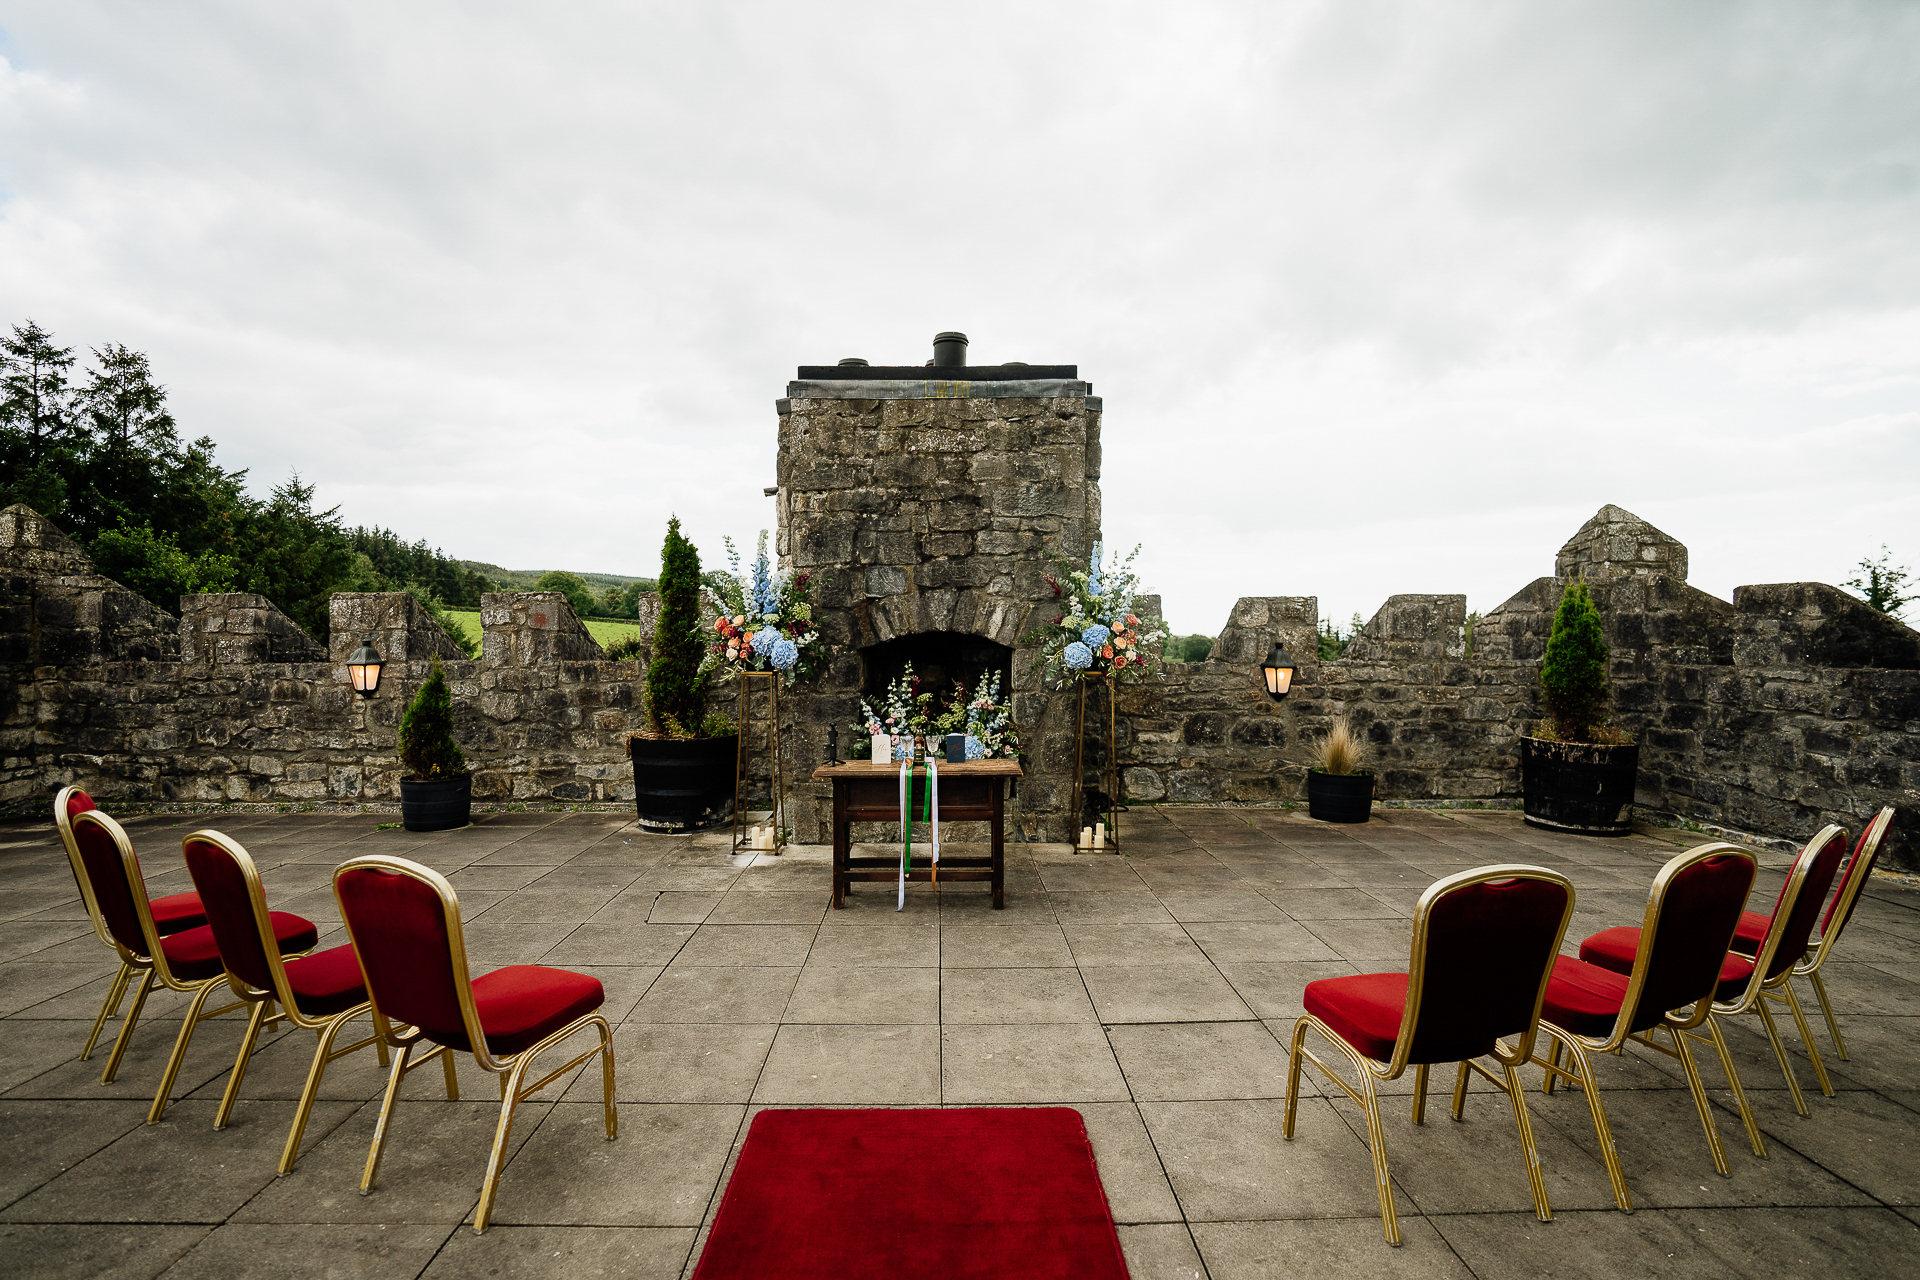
top-left (1728, 909), bottom-right (1771, 955)
top-left (1580, 925), bottom-right (1755, 1001)
top-left (1541, 955), bottom-right (1631, 1038)
top-left (467, 965), bottom-right (605, 1056)
top-left (1304, 972), bottom-right (1409, 1063)
top-left (161, 912), bottom-right (318, 983)
top-left (149, 891), bottom-right (208, 936)
top-left (284, 944), bottom-right (369, 1018)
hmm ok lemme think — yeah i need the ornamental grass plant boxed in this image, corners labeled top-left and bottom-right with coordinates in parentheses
top-left (1312, 716), bottom-right (1371, 776)
top-left (398, 656), bottom-right (467, 780)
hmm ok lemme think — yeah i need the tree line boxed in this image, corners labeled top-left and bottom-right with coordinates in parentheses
top-left (1, 319), bottom-right (492, 648)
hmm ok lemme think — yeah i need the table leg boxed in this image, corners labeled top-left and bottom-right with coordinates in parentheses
top-left (832, 782), bottom-right (848, 909)
top-left (990, 778), bottom-right (1006, 909)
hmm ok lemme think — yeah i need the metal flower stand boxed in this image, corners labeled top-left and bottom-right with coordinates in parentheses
top-left (731, 671), bottom-right (786, 855)
top-left (1070, 674), bottom-right (1120, 853)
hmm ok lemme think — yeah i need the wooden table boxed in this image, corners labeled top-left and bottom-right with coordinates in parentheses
top-left (811, 759), bottom-right (1024, 909)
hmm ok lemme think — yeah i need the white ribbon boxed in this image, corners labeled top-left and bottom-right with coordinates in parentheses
top-left (896, 754), bottom-right (942, 911)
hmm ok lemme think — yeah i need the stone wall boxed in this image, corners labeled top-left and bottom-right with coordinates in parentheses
top-left (773, 375), bottom-right (1103, 843)
top-left (3, 499), bottom-right (1913, 869)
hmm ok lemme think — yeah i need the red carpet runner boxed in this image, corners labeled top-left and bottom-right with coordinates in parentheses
top-left (690, 1107), bottom-right (1131, 1279)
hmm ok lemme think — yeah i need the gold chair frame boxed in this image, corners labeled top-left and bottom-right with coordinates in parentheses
top-left (182, 830), bottom-right (400, 1173)
top-left (1710, 825), bottom-right (1848, 1117)
top-left (1779, 806), bottom-right (1895, 1061)
top-left (1284, 863), bottom-right (1576, 1246)
top-left (1531, 842), bottom-right (1760, 1211)
top-left (54, 785), bottom-right (181, 1064)
top-left (332, 854), bottom-right (617, 1234)
top-left (69, 810), bottom-right (312, 1121)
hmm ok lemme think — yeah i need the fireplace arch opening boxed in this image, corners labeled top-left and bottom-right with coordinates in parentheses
top-left (859, 631), bottom-right (1014, 713)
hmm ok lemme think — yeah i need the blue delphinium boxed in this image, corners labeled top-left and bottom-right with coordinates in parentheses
top-left (1086, 542), bottom-right (1103, 598)
top-left (1081, 623), bottom-right (1111, 650)
top-left (752, 532), bottom-right (777, 617)
top-left (1064, 641), bottom-right (1093, 670)
top-left (770, 638), bottom-right (798, 670)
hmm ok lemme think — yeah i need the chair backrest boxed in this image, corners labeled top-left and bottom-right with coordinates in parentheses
top-left (68, 809), bottom-right (158, 960)
top-left (334, 856), bottom-right (481, 1052)
top-left (182, 832), bottom-right (286, 1000)
top-left (1759, 826), bottom-right (1848, 983)
top-left (1616, 843), bottom-right (1757, 1034)
top-left (1810, 807), bottom-right (1895, 962)
top-left (1393, 864), bottom-right (1574, 1069)
top-left (54, 786), bottom-right (113, 945)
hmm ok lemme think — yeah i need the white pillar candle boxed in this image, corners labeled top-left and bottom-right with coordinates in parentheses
top-left (1080, 826), bottom-right (1093, 850)
top-left (1095, 822), bottom-right (1106, 849)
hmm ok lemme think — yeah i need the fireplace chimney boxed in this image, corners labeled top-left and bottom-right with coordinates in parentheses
top-left (932, 331), bottom-right (969, 368)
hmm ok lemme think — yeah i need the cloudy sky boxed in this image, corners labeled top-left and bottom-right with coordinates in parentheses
top-left (3, 1), bottom-right (1916, 635)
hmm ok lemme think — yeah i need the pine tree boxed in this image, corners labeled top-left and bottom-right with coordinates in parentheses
top-left (645, 516), bottom-right (710, 736)
top-left (1539, 581), bottom-right (1610, 743)
top-left (398, 656), bottom-right (467, 780)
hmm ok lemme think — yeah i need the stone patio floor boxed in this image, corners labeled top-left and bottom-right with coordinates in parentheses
top-left (1, 804), bottom-right (1915, 1279)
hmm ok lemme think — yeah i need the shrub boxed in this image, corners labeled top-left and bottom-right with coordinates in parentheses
top-left (398, 655), bottom-right (467, 780)
top-left (603, 633), bottom-right (646, 662)
top-left (1539, 581), bottom-right (1610, 743)
top-left (1312, 716), bottom-right (1371, 776)
top-left (644, 516), bottom-right (714, 737)
top-left (534, 569), bottom-right (597, 621)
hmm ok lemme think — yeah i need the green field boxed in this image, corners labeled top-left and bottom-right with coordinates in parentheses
top-left (443, 610), bottom-right (645, 651)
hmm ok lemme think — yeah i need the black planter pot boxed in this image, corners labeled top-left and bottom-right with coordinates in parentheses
top-left (1307, 770), bottom-right (1374, 823)
top-left (630, 734), bottom-right (738, 833)
top-left (399, 774), bottom-right (472, 832)
top-left (1520, 736), bottom-right (1639, 837)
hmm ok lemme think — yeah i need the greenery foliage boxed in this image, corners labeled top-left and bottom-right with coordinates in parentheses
top-left (397, 656), bottom-right (468, 780)
top-left (603, 633), bottom-right (646, 661)
top-left (1539, 581), bottom-right (1611, 743)
top-left (0, 319), bottom-right (480, 646)
top-left (535, 569), bottom-right (598, 622)
top-left (644, 516), bottom-right (716, 737)
top-left (1164, 634), bottom-right (1213, 662)
top-left (1846, 546), bottom-right (1915, 621)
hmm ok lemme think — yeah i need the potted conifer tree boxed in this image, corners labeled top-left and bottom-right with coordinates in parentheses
top-left (398, 655), bottom-right (472, 831)
top-left (1520, 581), bottom-right (1638, 836)
top-left (1305, 715), bottom-right (1374, 823)
top-left (629, 516), bottom-right (737, 832)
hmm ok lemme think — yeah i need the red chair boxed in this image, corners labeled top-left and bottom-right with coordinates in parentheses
top-left (1582, 826), bottom-right (1848, 1118)
top-left (182, 830), bottom-right (409, 1174)
top-left (333, 855), bottom-right (616, 1233)
top-left (1284, 864), bottom-right (1575, 1245)
top-left (1530, 843), bottom-right (1758, 1210)
top-left (67, 810), bottom-right (317, 1120)
top-left (53, 786), bottom-right (206, 1061)
top-left (1729, 807), bottom-right (1895, 1061)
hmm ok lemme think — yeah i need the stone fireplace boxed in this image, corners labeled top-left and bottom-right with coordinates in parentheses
top-left (774, 333), bottom-right (1107, 841)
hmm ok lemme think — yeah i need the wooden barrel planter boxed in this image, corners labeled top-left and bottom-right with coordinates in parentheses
top-left (1520, 737), bottom-right (1639, 837)
top-left (630, 734), bottom-right (738, 833)
top-left (1307, 770), bottom-right (1374, 823)
top-left (399, 774), bottom-right (472, 832)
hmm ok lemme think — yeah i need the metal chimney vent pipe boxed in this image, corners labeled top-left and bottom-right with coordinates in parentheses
top-left (932, 331), bottom-right (969, 368)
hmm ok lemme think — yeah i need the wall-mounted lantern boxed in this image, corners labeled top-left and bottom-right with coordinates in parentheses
top-left (346, 637), bottom-right (384, 699)
top-left (1261, 641), bottom-right (1297, 702)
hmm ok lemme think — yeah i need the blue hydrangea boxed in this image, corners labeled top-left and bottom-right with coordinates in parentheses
top-left (1064, 641), bottom-right (1093, 670)
top-left (770, 638), bottom-right (798, 670)
top-left (964, 735), bottom-right (985, 761)
top-left (750, 628), bottom-right (778, 656)
top-left (1081, 623), bottom-right (1111, 650)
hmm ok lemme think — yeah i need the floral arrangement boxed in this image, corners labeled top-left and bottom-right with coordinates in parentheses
top-left (854, 663), bottom-right (1020, 761)
top-left (1030, 541), bottom-right (1167, 683)
top-left (709, 531), bottom-right (823, 684)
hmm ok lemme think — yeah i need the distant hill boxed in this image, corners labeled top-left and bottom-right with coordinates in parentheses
top-left (460, 561), bottom-right (657, 594)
